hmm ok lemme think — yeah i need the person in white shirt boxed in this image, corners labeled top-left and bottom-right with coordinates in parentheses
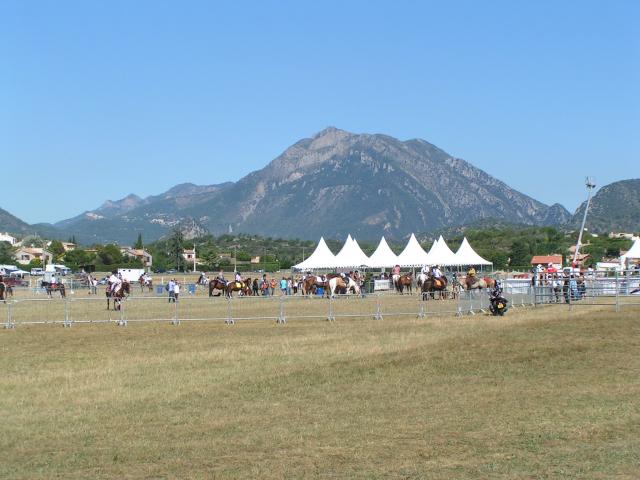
top-left (432, 265), bottom-right (443, 278)
top-left (173, 281), bottom-right (180, 302)
top-left (108, 270), bottom-right (121, 294)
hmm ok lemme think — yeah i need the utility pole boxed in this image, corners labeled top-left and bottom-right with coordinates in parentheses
top-left (573, 177), bottom-right (596, 266)
top-left (193, 242), bottom-right (196, 273)
top-left (234, 245), bottom-right (237, 272)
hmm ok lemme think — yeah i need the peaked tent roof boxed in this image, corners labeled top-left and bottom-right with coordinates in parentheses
top-left (452, 237), bottom-right (493, 266)
top-left (333, 235), bottom-right (370, 268)
top-left (367, 236), bottom-right (399, 268)
top-left (396, 233), bottom-right (431, 267)
top-left (292, 237), bottom-right (336, 270)
top-left (425, 235), bottom-right (459, 266)
top-left (621, 237), bottom-right (640, 262)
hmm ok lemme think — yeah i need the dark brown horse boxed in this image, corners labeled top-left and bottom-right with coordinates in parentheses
top-left (421, 275), bottom-right (448, 300)
top-left (107, 281), bottom-right (130, 310)
top-left (394, 273), bottom-right (413, 294)
top-left (42, 281), bottom-right (66, 298)
top-left (225, 279), bottom-right (251, 297)
top-left (0, 281), bottom-right (11, 302)
top-left (209, 279), bottom-right (227, 297)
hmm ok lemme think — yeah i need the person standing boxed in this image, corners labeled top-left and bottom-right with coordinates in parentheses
top-left (270, 278), bottom-right (276, 296)
top-left (280, 277), bottom-right (287, 295)
top-left (167, 278), bottom-right (176, 303)
top-left (173, 281), bottom-right (180, 302)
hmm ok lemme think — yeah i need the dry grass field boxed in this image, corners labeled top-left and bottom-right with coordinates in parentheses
top-left (1, 303), bottom-right (638, 479)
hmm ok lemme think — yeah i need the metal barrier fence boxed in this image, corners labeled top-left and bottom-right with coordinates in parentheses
top-left (2, 271), bottom-right (639, 329)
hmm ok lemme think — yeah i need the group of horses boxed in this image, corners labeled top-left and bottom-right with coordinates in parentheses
top-left (208, 278), bottom-right (254, 298)
top-left (392, 272), bottom-right (496, 300)
top-left (301, 274), bottom-right (361, 297)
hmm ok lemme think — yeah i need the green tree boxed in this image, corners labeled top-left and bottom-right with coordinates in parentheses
top-left (97, 244), bottom-right (123, 266)
top-left (49, 240), bottom-right (66, 262)
top-left (167, 228), bottom-right (185, 271)
top-left (134, 233), bottom-right (143, 250)
top-left (0, 241), bottom-right (15, 264)
top-left (64, 249), bottom-right (96, 270)
top-left (509, 240), bottom-right (530, 268)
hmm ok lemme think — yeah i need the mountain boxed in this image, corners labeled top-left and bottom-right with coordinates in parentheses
top-left (0, 207), bottom-right (31, 234)
top-left (572, 179), bottom-right (640, 233)
top-left (53, 127), bottom-right (572, 243)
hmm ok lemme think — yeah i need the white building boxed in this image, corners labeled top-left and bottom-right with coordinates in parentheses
top-left (0, 232), bottom-right (17, 245)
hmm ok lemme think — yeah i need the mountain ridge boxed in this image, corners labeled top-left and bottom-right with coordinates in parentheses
top-left (5, 128), bottom-right (635, 244)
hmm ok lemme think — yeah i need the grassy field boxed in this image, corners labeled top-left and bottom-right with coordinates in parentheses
top-left (1, 305), bottom-right (638, 479)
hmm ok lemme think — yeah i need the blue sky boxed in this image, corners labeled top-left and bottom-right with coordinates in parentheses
top-left (2, 0), bottom-right (638, 224)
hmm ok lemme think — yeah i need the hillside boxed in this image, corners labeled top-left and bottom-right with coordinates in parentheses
top-left (51, 128), bottom-right (572, 243)
top-left (572, 179), bottom-right (640, 233)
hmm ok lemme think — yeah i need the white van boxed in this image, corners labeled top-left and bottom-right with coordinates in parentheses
top-left (31, 268), bottom-right (44, 276)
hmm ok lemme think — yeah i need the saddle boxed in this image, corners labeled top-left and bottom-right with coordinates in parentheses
top-left (434, 278), bottom-right (444, 289)
top-left (234, 281), bottom-right (243, 289)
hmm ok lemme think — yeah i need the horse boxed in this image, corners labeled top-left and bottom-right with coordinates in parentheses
top-left (208, 279), bottom-right (227, 297)
top-left (394, 273), bottom-right (413, 294)
top-left (461, 275), bottom-right (495, 291)
top-left (421, 275), bottom-right (448, 300)
top-left (0, 281), bottom-right (11, 303)
top-left (106, 281), bottom-right (130, 310)
top-left (138, 275), bottom-right (153, 293)
top-left (42, 281), bottom-right (66, 298)
top-left (417, 272), bottom-right (427, 290)
top-left (302, 274), bottom-right (338, 296)
top-left (328, 276), bottom-right (361, 297)
top-left (225, 279), bottom-right (251, 298)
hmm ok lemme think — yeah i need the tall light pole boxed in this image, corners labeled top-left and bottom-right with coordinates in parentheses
top-left (193, 242), bottom-right (196, 273)
top-left (573, 177), bottom-right (596, 266)
top-left (233, 245), bottom-right (237, 272)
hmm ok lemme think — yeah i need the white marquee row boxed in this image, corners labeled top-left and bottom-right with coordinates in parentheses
top-left (293, 234), bottom-right (492, 270)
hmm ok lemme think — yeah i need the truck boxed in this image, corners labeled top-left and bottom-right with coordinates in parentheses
top-left (118, 268), bottom-right (145, 283)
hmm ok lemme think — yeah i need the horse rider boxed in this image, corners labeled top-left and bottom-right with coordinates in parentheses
top-left (108, 270), bottom-right (122, 295)
top-left (392, 264), bottom-right (401, 277)
top-left (431, 265), bottom-right (443, 279)
top-left (234, 271), bottom-right (242, 284)
top-left (217, 269), bottom-right (227, 285)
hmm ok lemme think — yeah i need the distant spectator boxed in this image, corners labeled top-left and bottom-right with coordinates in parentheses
top-left (280, 277), bottom-right (287, 295)
top-left (261, 278), bottom-right (269, 296)
top-left (270, 278), bottom-right (276, 296)
top-left (173, 281), bottom-right (180, 302)
top-left (252, 278), bottom-right (259, 296)
top-left (167, 278), bottom-right (176, 303)
top-left (286, 277), bottom-right (292, 296)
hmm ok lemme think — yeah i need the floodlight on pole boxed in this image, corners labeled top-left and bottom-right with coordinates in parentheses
top-left (572, 177), bottom-right (596, 266)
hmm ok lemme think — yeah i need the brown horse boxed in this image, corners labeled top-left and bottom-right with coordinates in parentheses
top-left (42, 281), bottom-right (66, 298)
top-left (0, 281), bottom-right (11, 302)
top-left (208, 279), bottom-right (227, 297)
top-left (107, 281), bottom-right (130, 310)
top-left (138, 275), bottom-right (153, 293)
top-left (225, 279), bottom-right (251, 297)
top-left (461, 275), bottom-right (495, 291)
top-left (394, 273), bottom-right (413, 294)
top-left (421, 275), bottom-right (448, 300)
top-left (302, 274), bottom-right (339, 296)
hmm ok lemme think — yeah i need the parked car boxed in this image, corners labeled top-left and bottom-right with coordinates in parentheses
top-left (31, 268), bottom-right (44, 276)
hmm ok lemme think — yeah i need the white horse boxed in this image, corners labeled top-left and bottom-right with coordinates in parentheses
top-left (417, 272), bottom-right (427, 289)
top-left (328, 277), bottom-right (361, 297)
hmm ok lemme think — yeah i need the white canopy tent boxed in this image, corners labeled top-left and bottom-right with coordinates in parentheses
top-left (452, 237), bottom-right (493, 266)
top-left (396, 233), bottom-right (431, 267)
top-left (424, 235), bottom-right (458, 266)
top-left (367, 236), bottom-right (399, 268)
top-left (292, 237), bottom-right (336, 270)
top-left (620, 236), bottom-right (640, 266)
top-left (333, 235), bottom-right (370, 269)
